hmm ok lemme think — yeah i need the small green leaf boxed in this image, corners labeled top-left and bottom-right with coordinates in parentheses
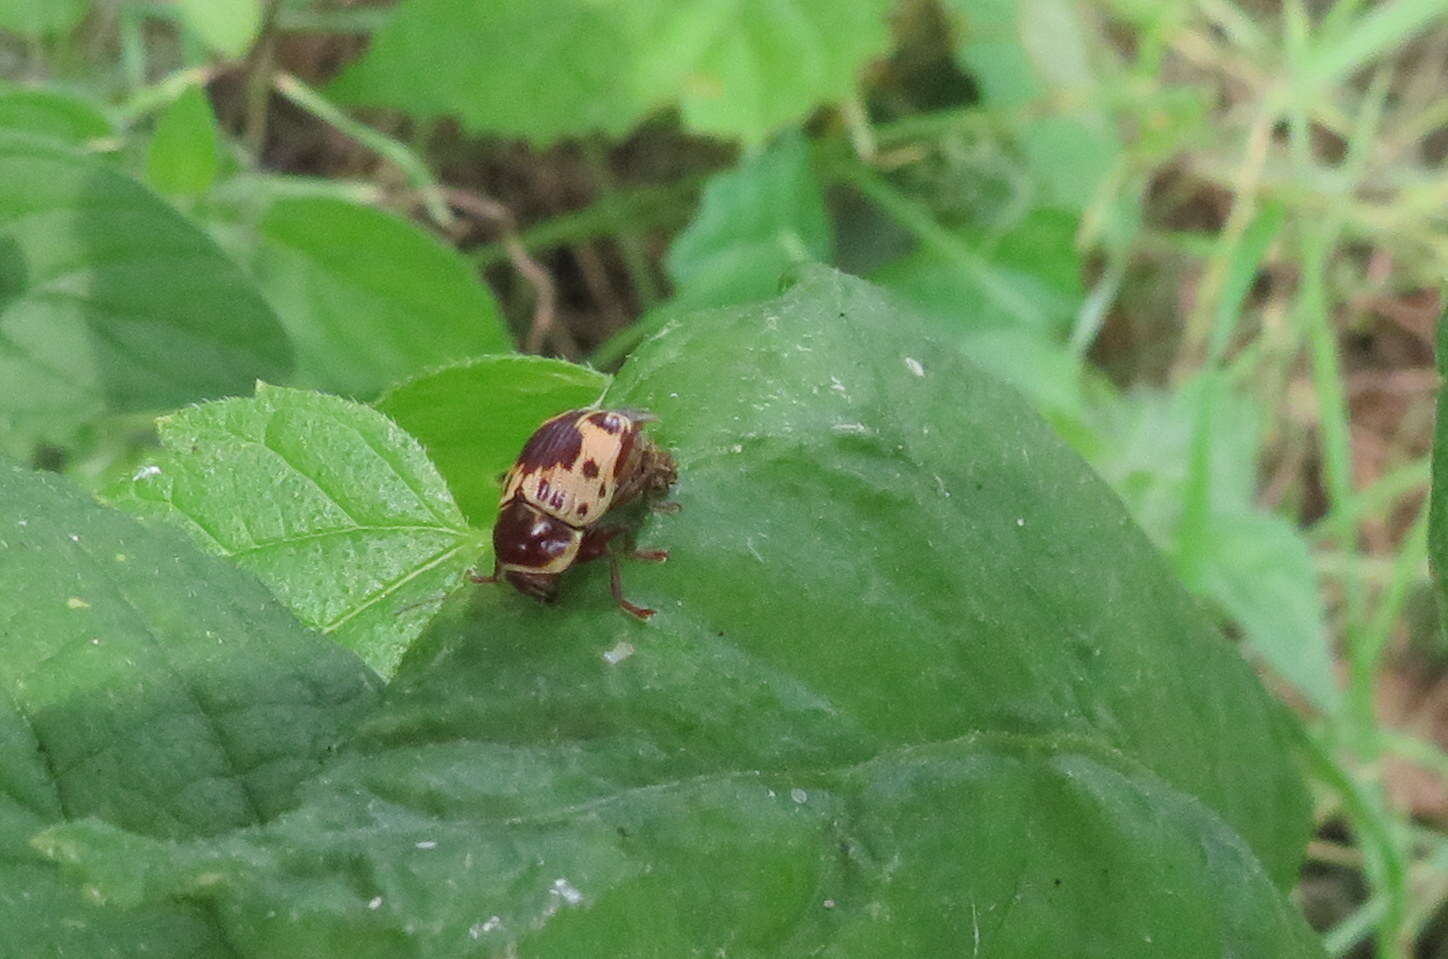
top-left (0, 132), bottom-right (291, 442)
top-left (0, 456), bottom-right (378, 954)
top-left (943, 0), bottom-right (1120, 211)
top-left (0, 86), bottom-right (113, 145)
top-left (0, 0), bottom-right (88, 36)
top-left (112, 384), bottom-right (482, 678)
top-left (374, 355), bottom-right (608, 526)
top-left (666, 132), bottom-right (830, 309)
top-left (229, 196), bottom-right (511, 398)
top-left (1193, 511), bottom-right (1339, 712)
top-left (176, 0), bottom-right (262, 57)
top-left (330, 0), bottom-right (892, 144)
top-left (32, 270), bottom-right (1318, 955)
top-left (147, 84), bottom-right (221, 197)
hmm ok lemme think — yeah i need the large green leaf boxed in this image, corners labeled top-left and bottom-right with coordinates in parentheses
top-left (228, 196), bottom-right (511, 398)
top-left (35, 270), bottom-right (1317, 956)
top-left (111, 384), bottom-right (484, 678)
top-left (0, 132), bottom-right (291, 440)
top-left (330, 0), bottom-right (892, 144)
top-left (374, 355), bottom-right (608, 526)
top-left (0, 457), bottom-right (378, 955)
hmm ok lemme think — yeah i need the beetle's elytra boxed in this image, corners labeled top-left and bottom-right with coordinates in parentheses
top-left (470, 407), bottom-right (678, 619)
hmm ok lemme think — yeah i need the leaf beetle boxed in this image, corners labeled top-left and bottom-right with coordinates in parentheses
top-left (471, 407), bottom-right (678, 619)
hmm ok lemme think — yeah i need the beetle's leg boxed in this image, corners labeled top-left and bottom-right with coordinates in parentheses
top-left (575, 525), bottom-right (626, 565)
top-left (466, 561), bottom-right (501, 584)
top-left (630, 548), bottom-right (669, 562)
top-left (650, 500), bottom-right (682, 514)
top-left (608, 551), bottom-right (655, 620)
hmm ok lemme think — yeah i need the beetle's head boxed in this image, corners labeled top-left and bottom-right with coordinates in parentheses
top-left (502, 569), bottom-right (562, 603)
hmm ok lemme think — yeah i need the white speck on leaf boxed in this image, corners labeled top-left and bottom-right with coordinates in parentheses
top-left (829, 376), bottom-right (847, 394)
top-left (66, 597), bottom-right (90, 609)
top-left (415, 840), bottom-right (437, 850)
top-left (16, 519), bottom-right (26, 527)
top-left (68, 534), bottom-right (80, 542)
top-left (470, 916), bottom-right (503, 939)
top-left (602, 641), bottom-right (635, 665)
top-left (745, 537), bottom-right (764, 563)
top-left (1016, 517), bottom-right (1025, 527)
top-left (132, 464), bottom-right (162, 481)
top-left (831, 423), bottom-right (871, 436)
top-left (823, 899), bottom-right (837, 909)
top-left (904, 357), bottom-right (925, 377)
top-left (552, 878), bottom-right (583, 906)
top-left (790, 788), bottom-right (808, 804)
top-left (368, 896), bottom-right (383, 910)
top-left (730, 444), bottom-right (743, 454)
top-left (933, 474), bottom-right (950, 498)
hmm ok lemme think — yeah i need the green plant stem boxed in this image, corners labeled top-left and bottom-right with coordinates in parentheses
top-left (1309, 458), bottom-right (1430, 541)
top-left (271, 72), bottom-right (454, 229)
top-left (1300, 727), bottom-right (1409, 957)
top-left (471, 175), bottom-right (708, 269)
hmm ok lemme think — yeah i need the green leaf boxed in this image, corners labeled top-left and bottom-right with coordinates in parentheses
top-left (111, 384), bottom-right (482, 678)
top-left (0, 132), bottom-right (291, 441)
top-left (0, 86), bottom-right (113, 145)
top-left (330, 0), bottom-right (892, 144)
top-left (0, 456), bottom-right (378, 954)
top-left (374, 355), bottom-right (608, 526)
top-left (176, 0), bottom-right (262, 57)
top-left (1192, 511), bottom-right (1339, 712)
top-left (225, 196), bottom-right (511, 398)
top-left (146, 83), bottom-right (221, 197)
top-left (943, 0), bottom-right (1120, 211)
top-left (0, 0), bottom-right (88, 36)
top-left (35, 269), bottom-right (1316, 955)
top-left (1087, 384), bottom-right (1337, 712)
top-left (666, 132), bottom-right (830, 309)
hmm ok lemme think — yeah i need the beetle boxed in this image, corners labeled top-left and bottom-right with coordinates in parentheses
top-left (470, 407), bottom-right (678, 619)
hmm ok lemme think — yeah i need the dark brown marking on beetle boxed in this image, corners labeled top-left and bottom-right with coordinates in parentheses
top-left (581, 459), bottom-right (600, 479)
top-left (577, 503), bottom-right (589, 518)
top-left (612, 424), bottom-right (638, 479)
top-left (493, 498), bottom-right (576, 569)
top-left (587, 411), bottom-right (624, 434)
top-left (514, 411), bottom-right (587, 474)
top-left (598, 483), bottom-right (608, 497)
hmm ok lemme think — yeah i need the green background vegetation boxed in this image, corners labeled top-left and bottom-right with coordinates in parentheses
top-left (0, 0), bottom-right (1445, 955)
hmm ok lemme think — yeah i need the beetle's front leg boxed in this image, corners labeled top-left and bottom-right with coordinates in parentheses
top-left (466, 561), bottom-right (501, 584)
top-left (577, 526), bottom-right (664, 619)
